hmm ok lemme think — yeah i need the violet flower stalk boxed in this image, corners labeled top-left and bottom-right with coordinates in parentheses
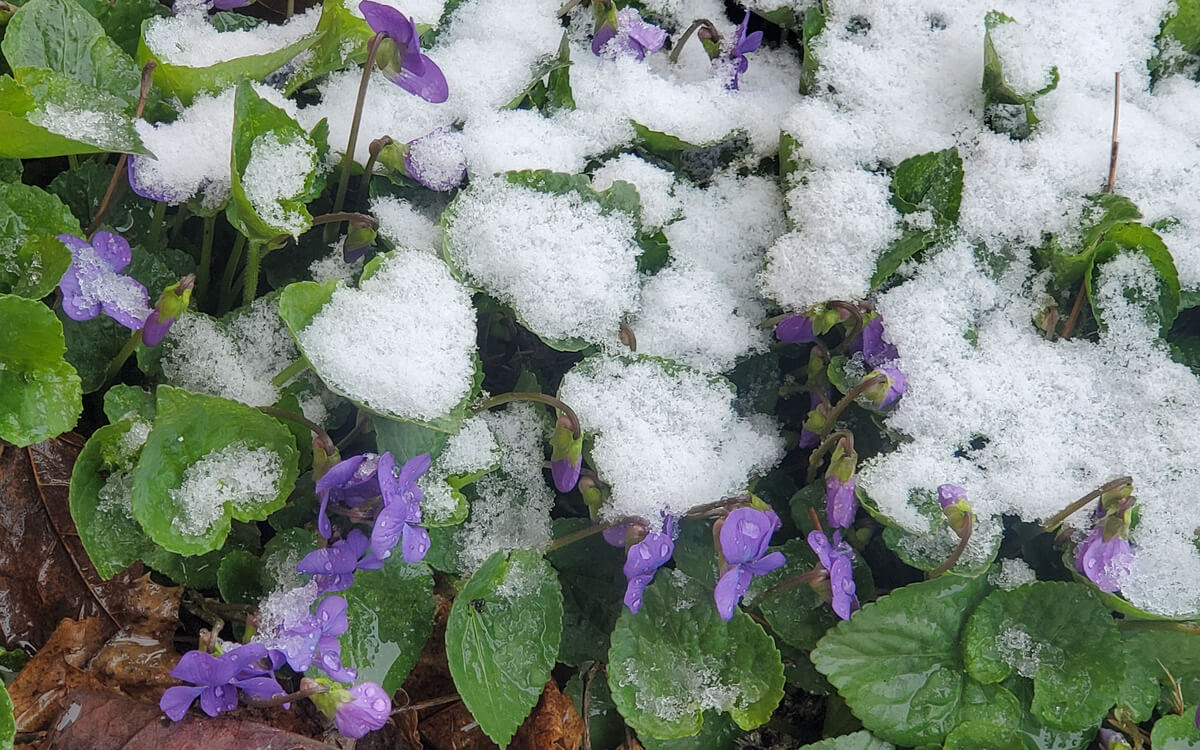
top-left (722, 12), bottom-right (763, 90)
top-left (807, 529), bottom-right (859, 620)
top-left (359, 1), bottom-right (449, 103)
top-left (714, 507), bottom-right (785, 620)
top-left (159, 643), bottom-right (284, 720)
top-left (57, 232), bottom-right (152, 329)
top-left (592, 5), bottom-right (667, 60)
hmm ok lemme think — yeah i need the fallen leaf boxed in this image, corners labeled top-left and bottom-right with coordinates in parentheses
top-left (511, 682), bottom-right (585, 750)
top-left (0, 436), bottom-right (135, 651)
top-left (88, 575), bottom-right (182, 704)
top-left (9, 618), bottom-right (110, 732)
top-left (42, 690), bottom-right (334, 749)
top-left (420, 701), bottom-right (496, 750)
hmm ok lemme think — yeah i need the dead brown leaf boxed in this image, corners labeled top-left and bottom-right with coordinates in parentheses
top-left (42, 690), bottom-right (334, 750)
top-left (511, 682), bottom-right (585, 750)
top-left (0, 436), bottom-right (138, 651)
top-left (8, 617), bottom-right (110, 732)
top-left (420, 700), bottom-right (496, 750)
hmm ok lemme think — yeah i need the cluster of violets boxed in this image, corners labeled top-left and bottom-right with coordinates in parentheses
top-left (159, 449), bottom-right (433, 738)
top-left (55, 231), bottom-right (192, 347)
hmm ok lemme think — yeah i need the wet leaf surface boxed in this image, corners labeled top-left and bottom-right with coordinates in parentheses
top-left (0, 435), bottom-right (138, 651)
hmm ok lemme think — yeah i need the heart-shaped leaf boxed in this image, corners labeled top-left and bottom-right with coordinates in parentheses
top-left (0, 293), bottom-right (82, 447)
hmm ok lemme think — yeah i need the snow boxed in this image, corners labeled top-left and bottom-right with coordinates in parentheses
top-left (989, 558), bottom-right (1037, 590)
top-left (170, 442), bottom-right (283, 536)
top-left (144, 5), bottom-right (320, 69)
top-left (241, 132), bottom-right (318, 237)
top-left (418, 415), bottom-right (500, 525)
top-left (369, 196), bottom-right (442, 255)
top-left (343, 0), bottom-right (446, 26)
top-left (557, 355), bottom-right (783, 525)
top-left (298, 251), bottom-right (477, 423)
top-left (591, 154), bottom-right (681, 230)
top-left (132, 84), bottom-right (299, 210)
top-left (444, 176), bottom-right (642, 345)
top-left (453, 404), bottom-right (554, 573)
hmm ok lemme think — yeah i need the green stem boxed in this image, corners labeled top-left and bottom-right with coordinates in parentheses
top-left (102, 329), bottom-right (143, 386)
top-left (242, 241), bottom-right (262, 307)
top-left (477, 391), bottom-right (581, 439)
top-left (360, 136), bottom-right (392, 208)
top-left (327, 31), bottom-right (385, 245)
top-left (196, 215), bottom-right (215, 305)
top-left (285, 0), bottom-right (294, 19)
top-left (668, 18), bottom-right (716, 63)
top-left (217, 234), bottom-right (246, 314)
top-left (245, 682), bottom-right (326, 709)
top-left (258, 406), bottom-right (335, 457)
top-left (746, 569), bottom-right (823, 609)
top-left (1041, 475), bottom-right (1132, 531)
top-left (543, 522), bottom-right (610, 552)
top-left (806, 428), bottom-right (852, 483)
top-left (310, 211), bottom-right (377, 228)
top-left (147, 200), bottom-right (166, 251)
top-left (827, 300), bottom-right (866, 355)
top-left (816, 374), bottom-right (886, 442)
top-left (67, 154), bottom-right (79, 170)
top-left (272, 358), bottom-right (310, 388)
top-left (929, 515), bottom-right (972, 578)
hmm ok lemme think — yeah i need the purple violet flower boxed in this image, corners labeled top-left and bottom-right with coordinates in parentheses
top-left (372, 452), bottom-right (432, 563)
top-left (714, 507), bottom-right (785, 620)
top-left (1073, 526), bottom-right (1133, 593)
top-left (722, 12), bottom-right (763, 90)
top-left (314, 453), bottom-right (383, 539)
top-left (335, 682), bottom-right (392, 739)
top-left (1100, 728), bottom-right (1132, 750)
top-left (862, 366), bottom-right (906, 410)
top-left (592, 7), bottom-right (667, 60)
top-left (622, 517), bottom-right (677, 613)
top-left (549, 416), bottom-right (584, 493)
top-left (825, 476), bottom-right (857, 530)
top-left (142, 275), bottom-right (194, 347)
top-left (403, 127), bottom-right (467, 191)
top-left (159, 643), bottom-right (283, 720)
top-left (775, 314), bottom-right (816, 344)
top-left (211, 0), bottom-right (254, 9)
top-left (602, 523), bottom-right (630, 547)
top-left (857, 316), bottom-right (899, 367)
top-left (297, 529), bottom-right (383, 594)
top-left (359, 1), bottom-right (448, 103)
top-left (807, 529), bottom-right (859, 620)
top-left (268, 596), bottom-right (356, 682)
top-left (57, 232), bottom-right (152, 329)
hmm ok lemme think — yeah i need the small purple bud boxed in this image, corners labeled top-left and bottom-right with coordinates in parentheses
top-left (549, 416), bottom-right (584, 492)
top-left (776, 314), bottom-right (816, 344)
top-left (862, 367), bottom-right (906, 409)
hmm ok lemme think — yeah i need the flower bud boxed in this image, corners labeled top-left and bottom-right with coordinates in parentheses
top-left (578, 475), bottom-right (608, 515)
top-left (343, 216), bottom-right (378, 263)
top-left (142, 274), bottom-right (194, 347)
top-left (861, 366), bottom-right (906, 410)
top-left (824, 440), bottom-right (858, 530)
top-left (775, 314), bottom-right (815, 344)
top-left (549, 416), bottom-right (584, 492)
top-left (937, 483), bottom-right (973, 539)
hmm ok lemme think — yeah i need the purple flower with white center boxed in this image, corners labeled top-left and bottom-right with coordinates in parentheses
top-left (622, 517), bottom-right (677, 613)
top-left (1073, 526), bottom-right (1133, 593)
top-left (315, 453), bottom-right (383, 539)
top-left (403, 127), bottom-right (466, 191)
top-left (359, 1), bottom-right (449, 103)
top-left (861, 366), bottom-right (906, 410)
top-left (335, 682), bottom-right (392, 739)
top-left (775, 314), bottom-right (815, 344)
top-left (592, 7), bottom-right (667, 60)
top-left (159, 643), bottom-right (284, 720)
top-left (714, 507), bottom-right (785, 620)
top-left (372, 452), bottom-right (432, 563)
top-left (722, 12), bottom-right (763, 90)
top-left (807, 529), bottom-right (859, 620)
top-left (297, 529), bottom-right (383, 593)
top-left (57, 232), bottom-right (152, 329)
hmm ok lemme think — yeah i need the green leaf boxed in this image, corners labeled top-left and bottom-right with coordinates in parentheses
top-left (71, 0), bottom-right (168, 57)
top-left (48, 160), bottom-right (159, 248)
top-left (0, 181), bottom-right (77, 298)
top-left (0, 681), bottom-right (13, 750)
top-left (797, 731), bottom-right (894, 750)
top-left (0, 293), bottom-right (81, 446)
top-left (227, 80), bottom-right (320, 245)
top-left (749, 538), bottom-right (840, 651)
top-left (143, 521), bottom-right (261, 588)
top-left (889, 148), bottom-right (963, 225)
top-left (1038, 193), bottom-right (1142, 290)
top-left (798, 6), bottom-right (826, 95)
top-left (547, 518), bottom-right (625, 667)
top-left (131, 385), bottom-right (299, 555)
top-left (0, 160), bottom-right (21, 182)
top-left (962, 582), bottom-right (1122, 730)
top-left (871, 229), bottom-right (936, 290)
top-left (1153, 714), bottom-right (1200, 748)
top-left (446, 549), bottom-right (563, 748)
top-left (260, 526), bottom-right (318, 590)
top-left (102, 383), bottom-right (155, 423)
top-left (607, 569), bottom-right (784, 740)
top-left (631, 121), bottom-right (748, 182)
top-left (283, 0), bottom-right (372, 95)
top-left (2, 0), bottom-right (141, 105)
top-left (339, 561), bottom-right (435, 693)
top-left (217, 549), bottom-right (265, 604)
top-left (1086, 222), bottom-right (1181, 335)
top-left (811, 574), bottom-right (991, 746)
top-left (1151, 0), bottom-right (1200, 80)
top-left (69, 419), bottom-right (155, 578)
top-left (0, 70), bottom-right (147, 157)
top-left (981, 11), bottom-right (1058, 138)
top-left (639, 712), bottom-right (744, 750)
top-left (504, 31), bottom-right (573, 112)
top-left (137, 15), bottom-right (319, 106)
top-left (1119, 629), bottom-right (1200, 722)
top-left (373, 415), bottom-right (450, 464)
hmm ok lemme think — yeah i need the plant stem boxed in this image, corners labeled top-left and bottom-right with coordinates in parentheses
top-left (258, 406), bottom-right (335, 457)
top-left (246, 683), bottom-right (327, 708)
top-left (242, 241), bottom-right (262, 307)
top-left (1057, 274), bottom-right (1089, 340)
top-left (929, 515), bottom-right (972, 578)
top-left (217, 234), bottom-right (246, 314)
top-left (327, 31), bottom-right (385, 245)
top-left (827, 300), bottom-right (865, 354)
top-left (310, 211), bottom-right (377, 228)
top-left (668, 18), bottom-right (716, 63)
top-left (196, 214), bottom-right (215, 304)
top-left (806, 429), bottom-right (852, 484)
top-left (1106, 72), bottom-right (1120, 195)
top-left (360, 136), bottom-right (392, 208)
top-left (747, 569), bottom-right (823, 609)
top-left (543, 522), bottom-right (611, 552)
top-left (67, 154), bottom-right (79, 170)
top-left (102, 329), bottom-right (143, 385)
top-left (580, 662), bottom-right (604, 750)
top-left (285, 0), bottom-right (294, 19)
top-left (391, 693), bottom-right (462, 714)
top-left (815, 374), bottom-right (886, 442)
top-left (87, 61), bottom-right (157, 237)
top-left (147, 200), bottom-right (167, 251)
top-left (1041, 475), bottom-right (1132, 531)
top-left (478, 391), bottom-right (581, 438)
top-left (272, 358), bottom-right (309, 388)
